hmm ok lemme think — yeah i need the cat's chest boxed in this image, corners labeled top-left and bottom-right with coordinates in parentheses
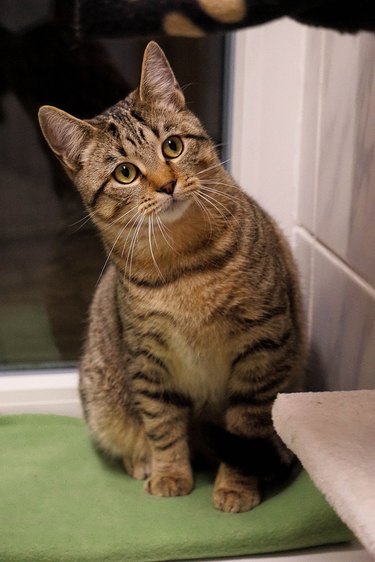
top-left (166, 327), bottom-right (231, 410)
top-left (127, 276), bottom-right (239, 407)
top-left (144, 272), bottom-right (239, 327)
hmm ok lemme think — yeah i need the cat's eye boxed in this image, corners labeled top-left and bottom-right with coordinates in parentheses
top-left (162, 136), bottom-right (184, 159)
top-left (113, 163), bottom-right (138, 184)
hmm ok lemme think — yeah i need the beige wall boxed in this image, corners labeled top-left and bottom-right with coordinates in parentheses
top-left (230, 21), bottom-right (375, 390)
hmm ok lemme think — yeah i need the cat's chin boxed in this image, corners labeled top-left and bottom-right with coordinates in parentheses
top-left (158, 198), bottom-right (192, 223)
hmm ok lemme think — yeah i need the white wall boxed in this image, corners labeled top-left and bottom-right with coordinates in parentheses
top-left (230, 21), bottom-right (375, 391)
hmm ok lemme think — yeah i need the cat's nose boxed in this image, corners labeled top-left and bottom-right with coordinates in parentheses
top-left (156, 180), bottom-right (176, 196)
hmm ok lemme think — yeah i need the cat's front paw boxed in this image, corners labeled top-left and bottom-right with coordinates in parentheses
top-left (145, 473), bottom-right (193, 497)
top-left (213, 487), bottom-right (261, 513)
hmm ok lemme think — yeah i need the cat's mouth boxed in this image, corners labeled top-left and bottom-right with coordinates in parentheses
top-left (157, 195), bottom-right (192, 223)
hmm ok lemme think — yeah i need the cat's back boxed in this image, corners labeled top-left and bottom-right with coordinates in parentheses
top-left (80, 264), bottom-right (121, 377)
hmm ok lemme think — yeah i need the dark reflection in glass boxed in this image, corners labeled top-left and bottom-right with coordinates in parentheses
top-left (0, 1), bottom-right (225, 370)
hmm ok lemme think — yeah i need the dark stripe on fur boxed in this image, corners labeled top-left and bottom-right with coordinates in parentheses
top-left (231, 329), bottom-right (292, 369)
top-left (154, 436), bottom-right (182, 451)
top-left (143, 330), bottom-right (168, 347)
top-left (147, 429), bottom-right (170, 443)
top-left (137, 407), bottom-right (158, 419)
top-left (104, 154), bottom-right (118, 165)
top-left (132, 371), bottom-right (159, 384)
top-left (128, 235), bottom-right (241, 288)
top-left (228, 393), bottom-right (275, 408)
top-left (131, 310), bottom-right (178, 327)
top-left (130, 110), bottom-right (147, 125)
top-left (91, 179), bottom-right (109, 207)
top-left (137, 127), bottom-right (146, 142)
top-left (275, 362), bottom-right (293, 375)
top-left (125, 135), bottom-right (136, 147)
top-left (255, 372), bottom-right (289, 397)
top-left (230, 304), bottom-right (288, 330)
top-left (130, 349), bottom-right (169, 373)
top-left (184, 133), bottom-right (209, 142)
top-left (136, 388), bottom-right (192, 408)
top-left (131, 329), bottom-right (169, 348)
top-left (107, 122), bottom-right (121, 140)
top-left (150, 126), bottom-right (160, 138)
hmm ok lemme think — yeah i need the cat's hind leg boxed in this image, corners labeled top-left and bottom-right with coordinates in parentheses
top-left (82, 393), bottom-right (151, 481)
top-left (213, 464), bottom-right (260, 513)
top-left (212, 377), bottom-right (292, 511)
top-left (122, 435), bottom-right (151, 481)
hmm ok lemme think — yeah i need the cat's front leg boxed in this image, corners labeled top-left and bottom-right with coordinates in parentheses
top-left (131, 368), bottom-right (193, 497)
top-left (213, 372), bottom-right (278, 512)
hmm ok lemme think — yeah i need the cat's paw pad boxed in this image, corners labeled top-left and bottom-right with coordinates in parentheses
top-left (213, 488), bottom-right (261, 513)
top-left (145, 474), bottom-right (193, 497)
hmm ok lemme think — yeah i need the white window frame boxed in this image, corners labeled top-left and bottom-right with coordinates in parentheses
top-left (0, 370), bottom-right (81, 416)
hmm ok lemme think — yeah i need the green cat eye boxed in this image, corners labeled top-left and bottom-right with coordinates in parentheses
top-left (113, 163), bottom-right (138, 184)
top-left (162, 136), bottom-right (184, 159)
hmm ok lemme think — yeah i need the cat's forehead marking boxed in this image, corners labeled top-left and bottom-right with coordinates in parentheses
top-left (98, 100), bottom-right (195, 162)
top-left (130, 109), bottom-right (160, 139)
top-left (163, 123), bottom-right (177, 133)
top-left (107, 122), bottom-right (121, 142)
top-left (102, 109), bottom-right (149, 152)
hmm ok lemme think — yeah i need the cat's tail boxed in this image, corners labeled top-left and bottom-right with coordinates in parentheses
top-left (203, 423), bottom-right (296, 482)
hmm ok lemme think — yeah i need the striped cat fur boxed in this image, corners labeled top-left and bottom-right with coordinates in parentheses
top-left (38, 41), bottom-right (305, 513)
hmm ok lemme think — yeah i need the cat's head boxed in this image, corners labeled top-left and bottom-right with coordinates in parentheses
top-left (38, 41), bottom-right (220, 227)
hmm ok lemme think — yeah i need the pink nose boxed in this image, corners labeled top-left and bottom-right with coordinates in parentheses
top-left (156, 180), bottom-right (176, 195)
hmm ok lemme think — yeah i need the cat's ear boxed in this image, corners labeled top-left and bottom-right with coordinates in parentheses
top-left (38, 106), bottom-right (96, 172)
top-left (139, 41), bottom-right (185, 107)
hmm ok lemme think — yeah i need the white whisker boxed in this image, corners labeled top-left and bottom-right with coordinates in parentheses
top-left (197, 159), bottom-right (230, 176)
top-left (150, 214), bottom-right (160, 253)
top-left (195, 191), bottom-right (230, 224)
top-left (212, 142), bottom-right (228, 150)
top-left (200, 180), bottom-right (242, 196)
top-left (148, 216), bottom-right (164, 280)
top-left (102, 204), bottom-right (140, 233)
top-left (200, 184), bottom-right (242, 205)
top-left (71, 215), bottom-right (94, 233)
top-left (70, 212), bottom-right (95, 228)
top-left (191, 193), bottom-right (214, 238)
top-left (201, 179), bottom-right (237, 188)
top-left (69, 208), bottom-right (101, 232)
top-left (198, 188), bottom-right (241, 227)
top-left (156, 214), bottom-right (177, 253)
top-left (96, 210), bottom-right (140, 286)
top-left (126, 215), bottom-right (145, 285)
top-left (120, 211), bottom-right (142, 259)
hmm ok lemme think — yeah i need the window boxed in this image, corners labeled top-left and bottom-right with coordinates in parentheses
top-left (0, 2), bottom-right (227, 371)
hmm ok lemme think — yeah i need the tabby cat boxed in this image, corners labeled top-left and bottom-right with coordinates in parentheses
top-left (38, 41), bottom-right (305, 513)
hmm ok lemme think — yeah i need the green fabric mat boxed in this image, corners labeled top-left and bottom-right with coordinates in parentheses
top-left (0, 415), bottom-right (352, 562)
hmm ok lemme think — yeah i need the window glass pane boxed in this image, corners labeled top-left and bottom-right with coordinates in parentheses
top-left (0, 4), bottom-right (226, 371)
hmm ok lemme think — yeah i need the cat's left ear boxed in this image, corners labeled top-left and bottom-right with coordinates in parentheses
top-left (38, 106), bottom-right (96, 173)
top-left (138, 42), bottom-right (185, 107)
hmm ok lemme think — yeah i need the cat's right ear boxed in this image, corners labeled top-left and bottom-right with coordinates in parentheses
top-left (38, 106), bottom-right (96, 173)
top-left (138, 41), bottom-right (185, 108)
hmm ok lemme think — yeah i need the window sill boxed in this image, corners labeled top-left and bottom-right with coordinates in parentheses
top-left (0, 370), bottom-right (82, 417)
